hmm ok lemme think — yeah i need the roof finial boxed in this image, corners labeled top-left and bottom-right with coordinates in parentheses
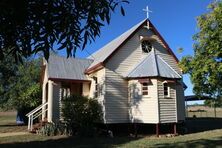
top-left (143, 5), bottom-right (152, 29)
top-left (143, 5), bottom-right (152, 20)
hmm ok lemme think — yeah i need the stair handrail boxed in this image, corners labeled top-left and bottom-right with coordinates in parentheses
top-left (26, 102), bottom-right (48, 117)
top-left (26, 102), bottom-right (48, 131)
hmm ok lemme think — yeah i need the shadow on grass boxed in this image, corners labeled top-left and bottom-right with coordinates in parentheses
top-left (155, 136), bottom-right (222, 148)
top-left (186, 117), bottom-right (222, 134)
top-left (0, 136), bottom-right (141, 148)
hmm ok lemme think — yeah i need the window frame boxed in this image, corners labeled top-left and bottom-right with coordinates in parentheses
top-left (94, 77), bottom-right (99, 98)
top-left (61, 83), bottom-right (71, 100)
top-left (141, 40), bottom-right (153, 53)
top-left (163, 82), bottom-right (170, 98)
top-left (141, 82), bottom-right (149, 96)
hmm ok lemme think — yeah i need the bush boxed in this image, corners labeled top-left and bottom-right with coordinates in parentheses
top-left (62, 95), bottom-right (103, 136)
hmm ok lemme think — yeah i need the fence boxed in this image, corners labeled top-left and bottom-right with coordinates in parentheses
top-left (186, 106), bottom-right (222, 118)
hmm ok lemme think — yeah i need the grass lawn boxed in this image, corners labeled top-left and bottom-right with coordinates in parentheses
top-left (0, 129), bottom-right (222, 147)
top-left (0, 111), bottom-right (222, 148)
top-left (0, 111), bottom-right (26, 133)
top-left (0, 111), bottom-right (16, 126)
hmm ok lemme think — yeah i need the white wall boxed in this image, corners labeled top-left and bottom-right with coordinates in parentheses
top-left (104, 28), bottom-right (153, 123)
top-left (82, 82), bottom-right (90, 97)
top-left (104, 26), bottom-right (184, 124)
top-left (48, 80), bottom-right (61, 122)
top-left (129, 79), bottom-right (159, 123)
top-left (88, 68), bottom-right (105, 99)
top-left (88, 68), bottom-right (106, 122)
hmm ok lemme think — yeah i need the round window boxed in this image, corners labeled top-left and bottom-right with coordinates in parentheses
top-left (141, 40), bottom-right (152, 53)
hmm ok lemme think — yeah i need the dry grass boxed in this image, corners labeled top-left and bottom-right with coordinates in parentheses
top-left (187, 106), bottom-right (222, 118)
top-left (0, 111), bottom-right (16, 125)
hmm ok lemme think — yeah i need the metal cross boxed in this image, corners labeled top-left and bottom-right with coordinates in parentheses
top-left (143, 6), bottom-right (152, 19)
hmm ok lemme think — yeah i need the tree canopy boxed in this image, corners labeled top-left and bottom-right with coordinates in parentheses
top-left (0, 57), bottom-right (41, 110)
top-left (0, 0), bottom-right (129, 62)
top-left (180, 1), bottom-right (222, 104)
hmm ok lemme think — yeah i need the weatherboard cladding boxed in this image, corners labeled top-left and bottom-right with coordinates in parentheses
top-left (48, 54), bottom-right (93, 80)
top-left (126, 51), bottom-right (181, 79)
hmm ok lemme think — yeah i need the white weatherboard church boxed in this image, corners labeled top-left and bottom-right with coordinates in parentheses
top-left (27, 19), bottom-right (186, 134)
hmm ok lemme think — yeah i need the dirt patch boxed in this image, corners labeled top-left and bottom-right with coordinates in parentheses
top-left (0, 111), bottom-right (16, 116)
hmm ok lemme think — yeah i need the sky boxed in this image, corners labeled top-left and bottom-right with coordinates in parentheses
top-left (60, 0), bottom-right (213, 103)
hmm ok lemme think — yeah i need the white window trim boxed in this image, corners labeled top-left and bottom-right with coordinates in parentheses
top-left (163, 81), bottom-right (170, 98)
top-left (141, 82), bottom-right (149, 97)
top-left (92, 76), bottom-right (99, 98)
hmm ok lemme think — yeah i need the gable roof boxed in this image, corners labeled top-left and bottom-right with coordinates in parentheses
top-left (47, 54), bottom-right (93, 80)
top-left (85, 19), bottom-right (179, 74)
top-left (125, 50), bottom-right (181, 79)
top-left (86, 19), bottom-right (147, 70)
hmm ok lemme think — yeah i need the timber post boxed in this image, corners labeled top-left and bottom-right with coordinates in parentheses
top-left (173, 123), bottom-right (177, 135)
top-left (134, 123), bottom-right (138, 138)
top-left (156, 123), bottom-right (159, 137)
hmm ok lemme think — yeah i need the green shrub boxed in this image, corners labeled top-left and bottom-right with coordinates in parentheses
top-left (62, 95), bottom-right (103, 136)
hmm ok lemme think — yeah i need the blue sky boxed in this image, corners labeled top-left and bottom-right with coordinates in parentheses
top-left (60, 0), bottom-right (212, 102)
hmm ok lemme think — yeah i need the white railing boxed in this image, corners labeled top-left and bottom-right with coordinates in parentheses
top-left (26, 102), bottom-right (48, 131)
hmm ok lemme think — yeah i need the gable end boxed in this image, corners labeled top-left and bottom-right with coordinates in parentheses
top-left (85, 19), bottom-right (179, 74)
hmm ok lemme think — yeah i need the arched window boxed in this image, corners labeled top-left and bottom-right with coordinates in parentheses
top-left (141, 40), bottom-right (152, 53)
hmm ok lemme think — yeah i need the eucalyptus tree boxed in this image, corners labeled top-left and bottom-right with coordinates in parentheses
top-left (180, 1), bottom-right (222, 107)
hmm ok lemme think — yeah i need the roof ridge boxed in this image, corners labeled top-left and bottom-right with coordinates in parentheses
top-left (50, 54), bottom-right (93, 62)
top-left (126, 52), bottom-right (153, 77)
top-left (152, 50), bottom-right (159, 76)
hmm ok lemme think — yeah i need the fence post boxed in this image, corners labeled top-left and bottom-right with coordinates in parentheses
top-left (28, 115), bottom-right (30, 130)
top-left (214, 99), bottom-right (217, 118)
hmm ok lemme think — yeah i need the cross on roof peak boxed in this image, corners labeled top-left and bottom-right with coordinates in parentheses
top-left (143, 5), bottom-right (152, 19)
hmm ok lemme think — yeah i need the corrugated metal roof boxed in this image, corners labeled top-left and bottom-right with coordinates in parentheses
top-left (47, 54), bottom-right (93, 80)
top-left (185, 95), bottom-right (213, 101)
top-left (125, 50), bottom-right (181, 79)
top-left (87, 19), bottom-right (147, 69)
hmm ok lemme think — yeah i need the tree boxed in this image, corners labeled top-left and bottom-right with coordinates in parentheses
top-left (0, 58), bottom-right (41, 110)
top-left (180, 1), bottom-right (222, 106)
top-left (0, 55), bottom-right (18, 105)
top-left (0, 0), bottom-right (129, 62)
top-left (0, 57), bottom-right (41, 123)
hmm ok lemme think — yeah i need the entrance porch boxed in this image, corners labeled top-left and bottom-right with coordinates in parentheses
top-left (42, 79), bottom-right (91, 123)
top-left (26, 79), bottom-right (91, 131)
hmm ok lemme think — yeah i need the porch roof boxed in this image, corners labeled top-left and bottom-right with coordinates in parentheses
top-left (125, 50), bottom-right (181, 79)
top-left (47, 54), bottom-right (93, 80)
